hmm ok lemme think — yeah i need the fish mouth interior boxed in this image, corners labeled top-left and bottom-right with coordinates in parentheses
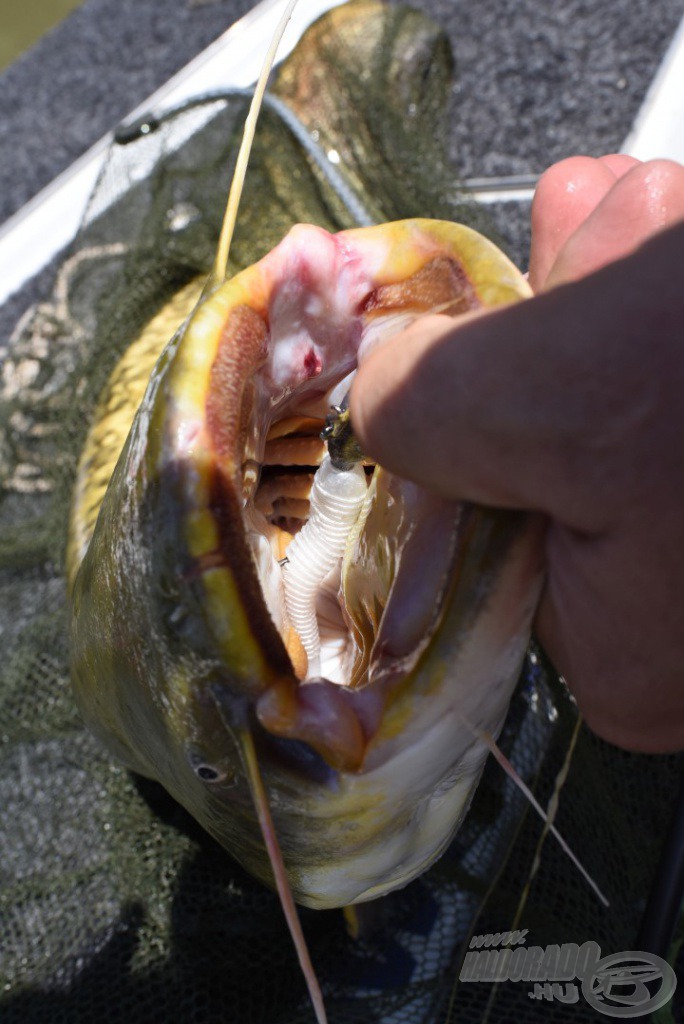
top-left (235, 301), bottom-right (468, 690)
top-left (252, 409), bottom-right (369, 684)
top-left (197, 237), bottom-right (486, 691)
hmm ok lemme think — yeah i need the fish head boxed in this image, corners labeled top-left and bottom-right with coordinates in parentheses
top-left (70, 218), bottom-right (544, 908)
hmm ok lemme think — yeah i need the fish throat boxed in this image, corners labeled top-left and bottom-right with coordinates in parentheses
top-left (189, 226), bottom-right (486, 720)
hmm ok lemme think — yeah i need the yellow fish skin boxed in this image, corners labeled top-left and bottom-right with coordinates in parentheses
top-left (69, 218), bottom-right (543, 910)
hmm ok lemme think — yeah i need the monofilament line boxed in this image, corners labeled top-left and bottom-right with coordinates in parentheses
top-left (211, 0), bottom-right (300, 286)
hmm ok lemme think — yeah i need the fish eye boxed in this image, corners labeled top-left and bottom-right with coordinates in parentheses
top-left (189, 759), bottom-right (226, 783)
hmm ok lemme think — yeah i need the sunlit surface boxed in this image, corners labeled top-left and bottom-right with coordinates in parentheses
top-left (0, 0), bottom-right (85, 72)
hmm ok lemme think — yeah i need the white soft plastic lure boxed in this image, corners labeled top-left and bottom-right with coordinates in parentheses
top-left (283, 456), bottom-right (368, 679)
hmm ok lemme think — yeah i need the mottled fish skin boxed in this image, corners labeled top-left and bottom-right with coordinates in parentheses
top-left (67, 278), bottom-right (205, 584)
top-left (69, 219), bottom-right (544, 909)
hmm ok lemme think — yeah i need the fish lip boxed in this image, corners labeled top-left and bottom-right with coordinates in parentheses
top-left (68, 218), bottom-right (541, 917)
top-left (160, 220), bottom-right (535, 739)
top-left (208, 681), bottom-right (338, 785)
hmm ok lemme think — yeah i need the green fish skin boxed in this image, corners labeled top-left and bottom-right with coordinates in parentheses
top-left (70, 219), bottom-right (543, 909)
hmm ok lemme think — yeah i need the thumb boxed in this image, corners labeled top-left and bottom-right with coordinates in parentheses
top-left (351, 302), bottom-right (572, 514)
top-left (350, 225), bottom-right (682, 532)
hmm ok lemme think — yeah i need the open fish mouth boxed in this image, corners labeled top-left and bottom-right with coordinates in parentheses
top-left (166, 219), bottom-right (532, 696)
top-left (70, 218), bottom-right (544, 909)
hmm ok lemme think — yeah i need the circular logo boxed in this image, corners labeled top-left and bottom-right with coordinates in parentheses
top-left (581, 950), bottom-right (677, 1018)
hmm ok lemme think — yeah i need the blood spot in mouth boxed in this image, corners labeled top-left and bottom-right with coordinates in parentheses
top-left (303, 347), bottom-right (322, 378)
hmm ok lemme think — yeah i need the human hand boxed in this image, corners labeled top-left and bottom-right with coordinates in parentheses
top-left (350, 156), bottom-right (684, 752)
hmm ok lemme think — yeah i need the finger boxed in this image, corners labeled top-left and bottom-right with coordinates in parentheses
top-left (597, 152), bottom-right (641, 178)
top-left (535, 510), bottom-right (684, 752)
top-left (529, 156), bottom-right (618, 292)
top-left (351, 219), bottom-right (684, 529)
top-left (546, 158), bottom-right (684, 287)
top-left (351, 292), bottom-right (601, 524)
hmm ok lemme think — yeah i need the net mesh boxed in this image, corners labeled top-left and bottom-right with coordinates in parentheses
top-left (1, 3), bottom-right (681, 1022)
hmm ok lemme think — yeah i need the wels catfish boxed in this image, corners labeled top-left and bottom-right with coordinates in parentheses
top-left (67, 3), bottom-right (545, 1020)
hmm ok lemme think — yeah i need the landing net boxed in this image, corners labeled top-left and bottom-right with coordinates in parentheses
top-left (1, 3), bottom-right (681, 1022)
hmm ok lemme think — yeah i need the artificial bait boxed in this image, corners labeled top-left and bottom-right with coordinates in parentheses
top-left (282, 454), bottom-right (368, 678)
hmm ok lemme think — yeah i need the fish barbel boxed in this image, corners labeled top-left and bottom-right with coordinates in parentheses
top-left (66, 5), bottom-right (546, 1020)
top-left (68, 215), bottom-right (543, 910)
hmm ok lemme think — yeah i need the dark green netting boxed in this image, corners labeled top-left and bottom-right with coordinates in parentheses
top-left (1, 3), bottom-right (681, 1022)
